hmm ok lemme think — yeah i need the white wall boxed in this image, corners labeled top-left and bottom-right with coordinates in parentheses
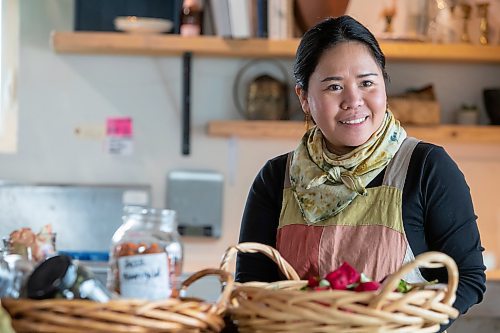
top-left (0, 0), bottom-right (19, 152)
top-left (1, 0), bottom-right (500, 272)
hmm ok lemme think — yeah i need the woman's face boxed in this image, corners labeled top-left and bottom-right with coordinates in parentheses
top-left (296, 41), bottom-right (387, 154)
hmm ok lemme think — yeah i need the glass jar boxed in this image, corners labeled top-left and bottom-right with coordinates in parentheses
top-left (0, 255), bottom-right (17, 298)
top-left (108, 206), bottom-right (183, 300)
top-left (0, 253), bottom-right (34, 299)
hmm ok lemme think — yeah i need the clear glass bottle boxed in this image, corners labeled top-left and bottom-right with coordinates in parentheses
top-left (108, 206), bottom-right (183, 300)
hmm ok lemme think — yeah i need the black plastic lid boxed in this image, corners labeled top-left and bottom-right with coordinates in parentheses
top-left (27, 254), bottom-right (73, 299)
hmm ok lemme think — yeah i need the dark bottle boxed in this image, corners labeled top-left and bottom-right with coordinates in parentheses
top-left (180, 0), bottom-right (203, 36)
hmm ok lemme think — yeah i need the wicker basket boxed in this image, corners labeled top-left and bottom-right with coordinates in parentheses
top-left (220, 242), bottom-right (460, 333)
top-left (1, 268), bottom-right (233, 333)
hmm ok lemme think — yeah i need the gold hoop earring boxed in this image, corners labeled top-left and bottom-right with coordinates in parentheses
top-left (304, 112), bottom-right (311, 131)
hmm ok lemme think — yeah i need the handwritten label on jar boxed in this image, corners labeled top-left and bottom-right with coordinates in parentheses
top-left (118, 252), bottom-right (170, 300)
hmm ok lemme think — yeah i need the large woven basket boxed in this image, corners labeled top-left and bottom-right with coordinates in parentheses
top-left (1, 268), bottom-right (233, 333)
top-left (220, 242), bottom-right (459, 333)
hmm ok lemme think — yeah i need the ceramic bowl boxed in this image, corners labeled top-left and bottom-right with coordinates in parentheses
top-left (114, 16), bottom-right (173, 34)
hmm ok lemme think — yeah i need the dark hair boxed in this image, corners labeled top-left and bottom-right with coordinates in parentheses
top-left (293, 15), bottom-right (389, 91)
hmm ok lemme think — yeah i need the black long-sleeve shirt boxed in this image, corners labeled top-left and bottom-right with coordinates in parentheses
top-left (237, 142), bottom-right (486, 318)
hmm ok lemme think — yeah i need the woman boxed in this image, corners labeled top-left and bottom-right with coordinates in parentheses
top-left (236, 15), bottom-right (485, 326)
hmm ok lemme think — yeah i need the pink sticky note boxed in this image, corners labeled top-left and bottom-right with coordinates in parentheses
top-left (107, 117), bottom-right (133, 137)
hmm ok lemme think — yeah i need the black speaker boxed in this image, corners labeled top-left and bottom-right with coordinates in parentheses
top-left (484, 88), bottom-right (500, 125)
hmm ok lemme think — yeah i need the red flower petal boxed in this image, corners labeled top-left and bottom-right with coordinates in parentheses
top-left (307, 276), bottom-right (320, 288)
top-left (325, 262), bottom-right (361, 290)
top-left (354, 281), bottom-right (380, 292)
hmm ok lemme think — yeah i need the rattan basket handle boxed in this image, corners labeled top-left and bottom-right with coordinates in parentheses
top-left (220, 242), bottom-right (301, 280)
top-left (179, 268), bottom-right (234, 314)
top-left (369, 251), bottom-right (459, 310)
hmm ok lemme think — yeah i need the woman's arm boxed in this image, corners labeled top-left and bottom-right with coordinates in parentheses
top-left (406, 144), bottom-right (486, 314)
top-left (235, 154), bottom-right (288, 283)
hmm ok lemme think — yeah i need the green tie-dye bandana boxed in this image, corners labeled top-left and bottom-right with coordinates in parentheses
top-left (290, 110), bottom-right (406, 224)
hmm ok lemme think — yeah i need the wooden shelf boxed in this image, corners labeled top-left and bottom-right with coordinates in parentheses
top-left (207, 120), bottom-right (500, 144)
top-left (52, 32), bottom-right (500, 63)
top-left (51, 32), bottom-right (500, 150)
top-left (51, 32), bottom-right (298, 57)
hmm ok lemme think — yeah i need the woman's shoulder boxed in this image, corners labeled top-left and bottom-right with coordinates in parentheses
top-left (252, 153), bottom-right (289, 188)
top-left (260, 153), bottom-right (289, 175)
top-left (412, 141), bottom-right (454, 165)
top-left (409, 140), bottom-right (463, 180)
top-left (268, 152), bottom-right (290, 165)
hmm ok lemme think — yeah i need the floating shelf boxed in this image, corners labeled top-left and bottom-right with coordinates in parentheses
top-left (52, 32), bottom-right (500, 63)
top-left (51, 32), bottom-right (500, 151)
top-left (207, 120), bottom-right (500, 144)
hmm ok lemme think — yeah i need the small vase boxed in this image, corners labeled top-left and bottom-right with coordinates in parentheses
top-left (476, 3), bottom-right (489, 45)
top-left (384, 15), bottom-right (394, 33)
top-left (458, 3), bottom-right (472, 43)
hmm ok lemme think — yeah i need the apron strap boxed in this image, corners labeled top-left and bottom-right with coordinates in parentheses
top-left (382, 137), bottom-right (421, 190)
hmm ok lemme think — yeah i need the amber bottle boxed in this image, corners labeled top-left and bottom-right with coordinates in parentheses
top-left (180, 0), bottom-right (203, 36)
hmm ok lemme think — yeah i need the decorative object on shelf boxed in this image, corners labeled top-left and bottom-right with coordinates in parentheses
top-left (388, 84), bottom-right (440, 125)
top-left (458, 3), bottom-right (472, 43)
top-left (477, 2), bottom-right (490, 45)
top-left (405, 0), bottom-right (428, 41)
top-left (295, 0), bottom-right (349, 34)
top-left (233, 60), bottom-right (290, 121)
top-left (456, 104), bottom-right (480, 125)
top-left (381, 0), bottom-right (397, 34)
top-left (180, 0), bottom-right (203, 36)
top-left (427, 0), bottom-right (456, 43)
top-left (113, 16), bottom-right (173, 34)
top-left (483, 88), bottom-right (500, 125)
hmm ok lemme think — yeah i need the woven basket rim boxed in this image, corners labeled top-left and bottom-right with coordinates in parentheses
top-left (220, 242), bottom-right (460, 333)
top-left (2, 268), bottom-right (234, 333)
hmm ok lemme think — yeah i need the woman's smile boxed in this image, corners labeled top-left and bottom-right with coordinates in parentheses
top-left (339, 115), bottom-right (369, 125)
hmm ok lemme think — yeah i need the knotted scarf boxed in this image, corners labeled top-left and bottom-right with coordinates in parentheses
top-left (289, 110), bottom-right (406, 224)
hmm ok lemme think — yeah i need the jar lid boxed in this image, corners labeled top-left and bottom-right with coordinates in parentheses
top-left (148, 208), bottom-right (177, 229)
top-left (123, 205), bottom-right (148, 215)
top-left (148, 208), bottom-right (176, 218)
top-left (27, 255), bottom-right (76, 299)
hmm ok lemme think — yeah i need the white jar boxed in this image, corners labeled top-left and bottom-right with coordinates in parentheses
top-left (108, 206), bottom-right (183, 300)
top-left (456, 106), bottom-right (479, 125)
